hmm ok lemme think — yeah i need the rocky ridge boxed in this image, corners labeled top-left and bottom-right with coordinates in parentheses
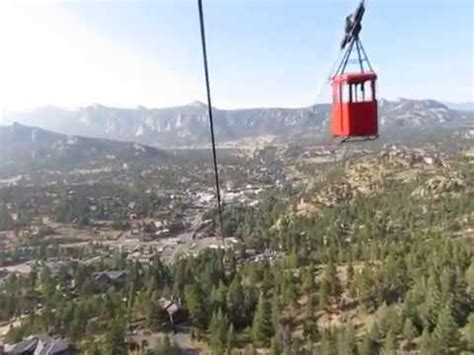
top-left (297, 146), bottom-right (472, 215)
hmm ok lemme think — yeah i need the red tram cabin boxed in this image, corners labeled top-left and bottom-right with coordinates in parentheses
top-left (329, 0), bottom-right (378, 143)
top-left (331, 72), bottom-right (378, 139)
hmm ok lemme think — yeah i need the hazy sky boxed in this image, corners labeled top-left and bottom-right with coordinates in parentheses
top-left (0, 0), bottom-right (472, 111)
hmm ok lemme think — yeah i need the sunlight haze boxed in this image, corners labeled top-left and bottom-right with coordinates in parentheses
top-left (0, 0), bottom-right (472, 115)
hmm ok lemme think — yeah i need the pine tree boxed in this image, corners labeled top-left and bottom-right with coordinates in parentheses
top-left (320, 329), bottom-right (335, 355)
top-left (69, 305), bottom-right (86, 342)
top-left (271, 291), bottom-right (281, 332)
top-left (358, 321), bottom-right (381, 354)
top-left (451, 268), bottom-right (470, 325)
top-left (146, 300), bottom-right (167, 331)
top-left (302, 266), bottom-right (316, 294)
top-left (154, 334), bottom-right (181, 355)
top-left (369, 321), bottom-right (382, 346)
top-left (466, 262), bottom-right (474, 294)
top-left (303, 293), bottom-right (318, 343)
top-left (251, 293), bottom-right (274, 346)
top-left (226, 323), bottom-right (236, 350)
top-left (262, 267), bottom-right (275, 293)
top-left (336, 323), bottom-right (356, 355)
top-left (227, 277), bottom-right (245, 328)
top-left (422, 273), bottom-right (442, 331)
top-left (209, 308), bottom-right (229, 353)
top-left (269, 337), bottom-right (282, 355)
top-left (376, 302), bottom-right (389, 334)
top-left (432, 304), bottom-right (459, 353)
top-left (377, 304), bottom-right (402, 337)
top-left (440, 268), bottom-right (455, 303)
top-left (402, 318), bottom-right (418, 344)
top-left (381, 330), bottom-right (396, 355)
top-left (466, 313), bottom-right (474, 352)
top-left (212, 280), bottom-right (228, 312)
top-left (242, 285), bottom-right (259, 329)
top-left (355, 265), bottom-right (376, 311)
top-left (282, 272), bottom-right (297, 305)
top-left (419, 328), bottom-right (432, 355)
top-left (104, 318), bottom-right (126, 355)
top-left (325, 256), bottom-right (341, 297)
top-left (357, 332), bottom-right (373, 355)
top-left (184, 284), bottom-right (208, 329)
top-left (319, 276), bottom-right (330, 309)
top-left (347, 259), bottom-right (355, 296)
top-left (83, 339), bottom-right (101, 355)
top-left (242, 345), bottom-right (257, 355)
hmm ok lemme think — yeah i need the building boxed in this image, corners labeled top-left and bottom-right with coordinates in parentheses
top-left (93, 270), bottom-right (127, 287)
top-left (158, 297), bottom-right (188, 325)
top-left (5, 334), bottom-right (73, 355)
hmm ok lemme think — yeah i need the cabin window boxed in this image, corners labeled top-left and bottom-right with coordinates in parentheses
top-left (353, 84), bottom-right (360, 102)
top-left (359, 82), bottom-right (366, 101)
top-left (350, 80), bottom-right (375, 103)
top-left (342, 83), bottom-right (351, 103)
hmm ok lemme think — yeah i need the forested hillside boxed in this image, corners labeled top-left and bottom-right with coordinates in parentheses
top-left (1, 149), bottom-right (472, 354)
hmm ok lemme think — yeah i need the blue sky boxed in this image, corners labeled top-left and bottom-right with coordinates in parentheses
top-left (0, 0), bottom-right (472, 110)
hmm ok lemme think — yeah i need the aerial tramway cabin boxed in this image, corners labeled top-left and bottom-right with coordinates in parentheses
top-left (331, 71), bottom-right (378, 139)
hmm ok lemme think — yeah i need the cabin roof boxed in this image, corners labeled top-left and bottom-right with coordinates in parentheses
top-left (332, 71), bottom-right (377, 84)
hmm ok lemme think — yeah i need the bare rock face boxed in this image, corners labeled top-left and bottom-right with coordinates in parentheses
top-left (411, 174), bottom-right (467, 200)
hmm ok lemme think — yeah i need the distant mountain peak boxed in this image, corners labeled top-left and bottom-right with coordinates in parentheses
top-left (443, 101), bottom-right (474, 112)
top-left (0, 123), bottom-right (169, 176)
top-left (189, 100), bottom-right (207, 108)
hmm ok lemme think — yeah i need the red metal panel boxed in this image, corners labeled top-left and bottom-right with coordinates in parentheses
top-left (346, 101), bottom-right (378, 136)
top-left (331, 82), bottom-right (344, 136)
top-left (331, 101), bottom-right (344, 136)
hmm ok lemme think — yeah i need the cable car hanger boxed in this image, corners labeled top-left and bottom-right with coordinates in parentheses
top-left (336, 0), bottom-right (373, 76)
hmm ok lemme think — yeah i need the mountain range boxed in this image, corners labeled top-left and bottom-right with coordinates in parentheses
top-left (442, 101), bottom-right (474, 112)
top-left (0, 123), bottom-right (168, 177)
top-left (2, 98), bottom-right (472, 147)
